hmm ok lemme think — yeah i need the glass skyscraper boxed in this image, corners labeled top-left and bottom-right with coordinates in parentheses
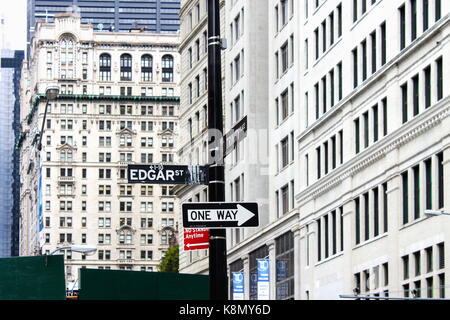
top-left (0, 49), bottom-right (24, 257)
top-left (27, 0), bottom-right (181, 43)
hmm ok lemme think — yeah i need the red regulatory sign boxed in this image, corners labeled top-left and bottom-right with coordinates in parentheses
top-left (183, 228), bottom-right (210, 251)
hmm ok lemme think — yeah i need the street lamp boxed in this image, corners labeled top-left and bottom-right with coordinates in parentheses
top-left (49, 245), bottom-right (97, 256)
top-left (424, 210), bottom-right (450, 217)
top-left (45, 245), bottom-right (97, 267)
top-left (37, 85), bottom-right (59, 151)
top-left (47, 246), bottom-right (96, 298)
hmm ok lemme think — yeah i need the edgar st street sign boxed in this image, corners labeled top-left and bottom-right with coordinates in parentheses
top-left (127, 164), bottom-right (208, 185)
top-left (182, 202), bottom-right (259, 229)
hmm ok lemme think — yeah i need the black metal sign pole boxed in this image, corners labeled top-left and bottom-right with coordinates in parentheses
top-left (207, 0), bottom-right (227, 300)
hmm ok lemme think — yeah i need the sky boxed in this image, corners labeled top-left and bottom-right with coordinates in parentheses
top-left (0, 0), bottom-right (27, 50)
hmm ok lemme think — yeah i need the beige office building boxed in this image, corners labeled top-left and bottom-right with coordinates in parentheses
top-left (18, 13), bottom-right (181, 286)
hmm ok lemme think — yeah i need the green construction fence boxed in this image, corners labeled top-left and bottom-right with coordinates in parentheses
top-left (0, 255), bottom-right (66, 300)
top-left (77, 268), bottom-right (209, 300)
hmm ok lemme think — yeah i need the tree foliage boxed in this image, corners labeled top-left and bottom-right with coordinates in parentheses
top-left (158, 244), bottom-right (179, 273)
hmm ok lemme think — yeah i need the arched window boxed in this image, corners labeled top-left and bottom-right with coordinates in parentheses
top-left (59, 34), bottom-right (76, 79)
top-left (99, 53), bottom-right (111, 81)
top-left (120, 54), bottom-right (132, 81)
top-left (141, 54), bottom-right (153, 82)
top-left (162, 54), bottom-right (174, 82)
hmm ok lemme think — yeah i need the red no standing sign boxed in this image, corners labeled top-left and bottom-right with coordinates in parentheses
top-left (183, 228), bottom-right (209, 251)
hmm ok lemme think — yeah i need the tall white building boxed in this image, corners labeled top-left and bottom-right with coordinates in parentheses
top-left (176, 0), bottom-right (226, 275)
top-left (176, 0), bottom-right (271, 280)
top-left (179, 0), bottom-right (450, 300)
top-left (19, 13), bottom-right (181, 285)
top-left (296, 0), bottom-right (449, 300)
top-left (225, 0), bottom-right (298, 300)
top-left (224, 0), bottom-right (276, 300)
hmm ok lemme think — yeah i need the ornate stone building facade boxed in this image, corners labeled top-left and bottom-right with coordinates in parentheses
top-left (19, 13), bottom-right (180, 286)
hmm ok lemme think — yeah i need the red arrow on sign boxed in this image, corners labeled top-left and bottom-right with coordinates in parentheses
top-left (183, 228), bottom-right (209, 251)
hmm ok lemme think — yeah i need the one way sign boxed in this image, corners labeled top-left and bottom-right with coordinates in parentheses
top-left (182, 202), bottom-right (259, 229)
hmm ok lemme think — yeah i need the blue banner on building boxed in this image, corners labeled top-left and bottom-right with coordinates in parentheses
top-left (232, 272), bottom-right (244, 300)
top-left (257, 259), bottom-right (270, 300)
top-left (276, 259), bottom-right (288, 282)
top-left (37, 167), bottom-right (43, 247)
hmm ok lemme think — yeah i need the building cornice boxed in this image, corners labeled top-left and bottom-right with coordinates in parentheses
top-left (227, 210), bottom-right (300, 260)
top-left (24, 93), bottom-right (180, 127)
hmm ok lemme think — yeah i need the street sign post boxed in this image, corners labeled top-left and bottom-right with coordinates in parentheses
top-left (183, 228), bottom-right (210, 251)
top-left (182, 202), bottom-right (259, 229)
top-left (127, 164), bottom-right (208, 185)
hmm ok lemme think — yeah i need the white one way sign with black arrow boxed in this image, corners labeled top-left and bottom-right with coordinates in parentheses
top-left (182, 202), bottom-right (259, 229)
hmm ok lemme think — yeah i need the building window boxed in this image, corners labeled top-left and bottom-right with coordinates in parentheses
top-left (436, 56), bottom-right (443, 101)
top-left (363, 111), bottom-right (369, 149)
top-left (381, 22), bottom-right (387, 65)
top-left (400, 4), bottom-right (406, 50)
top-left (411, 0), bottom-right (418, 41)
top-left (275, 231), bottom-right (294, 300)
top-left (373, 187), bottom-right (380, 237)
top-left (352, 47), bottom-right (358, 88)
top-left (188, 47), bottom-right (192, 69)
top-left (281, 136), bottom-right (289, 168)
top-left (402, 170), bottom-right (409, 225)
top-left (437, 152), bottom-right (444, 208)
top-left (229, 259), bottom-right (244, 300)
top-left (354, 118), bottom-right (360, 154)
top-left (361, 39), bottom-right (367, 81)
top-left (412, 74), bottom-right (420, 116)
top-left (281, 184), bottom-right (289, 215)
top-left (141, 54), bottom-right (153, 82)
top-left (424, 66), bottom-right (432, 109)
top-left (281, 90), bottom-right (289, 121)
top-left (355, 198), bottom-right (361, 245)
top-left (162, 55), bottom-right (174, 82)
top-left (280, 0), bottom-right (288, 26)
top-left (234, 54), bottom-right (241, 83)
top-left (120, 54), bottom-right (132, 81)
top-left (99, 53), bottom-right (111, 81)
top-left (59, 35), bottom-right (76, 79)
top-left (281, 42), bottom-right (289, 73)
top-left (316, 146), bottom-right (321, 180)
top-left (401, 83), bottom-right (408, 123)
top-left (413, 165), bottom-right (420, 220)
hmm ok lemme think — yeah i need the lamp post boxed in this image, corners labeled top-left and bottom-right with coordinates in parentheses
top-left (37, 85), bottom-right (59, 151)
